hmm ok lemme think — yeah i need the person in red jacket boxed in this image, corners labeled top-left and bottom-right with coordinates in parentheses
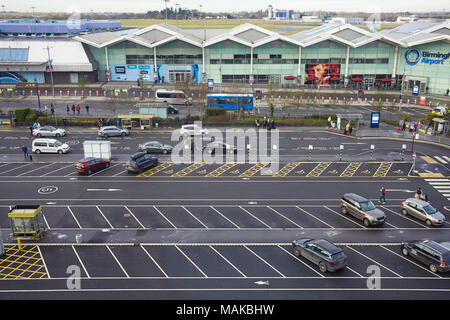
top-left (379, 186), bottom-right (386, 204)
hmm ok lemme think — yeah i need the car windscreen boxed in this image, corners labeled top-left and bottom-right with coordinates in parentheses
top-left (360, 201), bottom-right (376, 212)
top-left (127, 160), bottom-right (136, 166)
top-left (54, 141), bottom-right (63, 147)
top-left (48, 126), bottom-right (56, 131)
top-left (331, 251), bottom-right (346, 260)
top-left (423, 205), bottom-right (437, 215)
top-left (76, 162), bottom-right (84, 167)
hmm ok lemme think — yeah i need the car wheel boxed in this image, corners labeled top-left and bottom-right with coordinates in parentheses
top-left (425, 219), bottom-right (432, 226)
top-left (402, 248), bottom-right (409, 256)
top-left (87, 169), bottom-right (92, 175)
top-left (293, 247), bottom-right (301, 257)
top-left (401, 208), bottom-right (408, 216)
top-left (363, 218), bottom-right (370, 227)
top-left (35, 149), bottom-right (41, 154)
top-left (121, 132), bottom-right (126, 137)
top-left (57, 150), bottom-right (63, 154)
top-left (105, 162), bottom-right (110, 168)
top-left (341, 206), bottom-right (348, 214)
top-left (163, 149), bottom-right (168, 154)
top-left (37, 133), bottom-right (41, 137)
top-left (429, 264), bottom-right (438, 273)
top-left (103, 134), bottom-right (109, 138)
top-left (56, 133), bottom-right (60, 137)
top-left (318, 262), bottom-right (327, 273)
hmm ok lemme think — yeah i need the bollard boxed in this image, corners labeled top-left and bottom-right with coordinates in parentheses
top-left (45, 90), bottom-right (48, 96)
top-left (38, 90), bottom-right (41, 96)
top-left (89, 90), bottom-right (92, 96)
top-left (17, 237), bottom-right (22, 250)
top-left (329, 97), bottom-right (331, 103)
top-left (385, 98), bottom-right (388, 105)
top-left (67, 90), bottom-right (70, 96)
top-left (357, 98), bottom-right (360, 104)
top-left (414, 99), bottom-right (417, 105)
top-left (308, 145), bottom-right (313, 160)
top-left (74, 90), bottom-right (77, 96)
top-left (140, 91), bottom-right (143, 100)
top-left (81, 90), bottom-right (85, 97)
top-left (59, 90), bottom-right (62, 96)
top-left (75, 234), bottom-right (83, 244)
top-left (96, 90), bottom-right (99, 96)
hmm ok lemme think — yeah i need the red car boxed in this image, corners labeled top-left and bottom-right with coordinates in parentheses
top-left (75, 157), bottom-right (111, 175)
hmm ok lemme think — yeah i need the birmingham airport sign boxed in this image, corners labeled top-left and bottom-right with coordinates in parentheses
top-left (405, 49), bottom-right (450, 66)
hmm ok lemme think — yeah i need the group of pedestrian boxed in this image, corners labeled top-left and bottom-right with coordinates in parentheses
top-left (255, 117), bottom-right (275, 130)
top-left (97, 118), bottom-right (110, 127)
top-left (67, 104), bottom-right (89, 115)
top-left (344, 121), bottom-right (353, 136)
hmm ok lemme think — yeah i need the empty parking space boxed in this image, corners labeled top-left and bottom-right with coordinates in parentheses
top-left (39, 246), bottom-right (88, 278)
top-left (300, 206), bottom-right (363, 229)
top-left (143, 246), bottom-right (206, 277)
top-left (241, 206), bottom-right (300, 228)
top-left (74, 246), bottom-right (127, 278)
top-left (97, 206), bottom-right (143, 229)
top-left (45, 164), bottom-right (77, 177)
top-left (108, 245), bottom-right (166, 277)
top-left (270, 206), bottom-right (330, 228)
top-left (42, 206), bottom-right (80, 228)
top-left (156, 206), bottom-right (207, 228)
top-left (212, 206), bottom-right (268, 228)
top-left (184, 206), bottom-right (237, 228)
top-left (342, 246), bottom-right (399, 278)
top-left (69, 206), bottom-right (111, 229)
top-left (0, 163), bottom-right (32, 176)
top-left (212, 245), bottom-right (284, 277)
top-left (126, 206), bottom-right (175, 229)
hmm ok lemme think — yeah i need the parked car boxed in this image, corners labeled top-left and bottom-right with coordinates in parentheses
top-left (98, 126), bottom-right (129, 138)
top-left (75, 157), bottom-right (110, 175)
top-left (432, 106), bottom-right (448, 117)
top-left (125, 152), bottom-right (158, 173)
top-left (340, 193), bottom-right (386, 227)
top-left (33, 126), bottom-right (66, 137)
top-left (292, 238), bottom-right (347, 273)
top-left (180, 124), bottom-right (209, 137)
top-left (32, 138), bottom-right (70, 154)
top-left (401, 240), bottom-right (450, 273)
top-left (203, 141), bottom-right (237, 154)
top-left (400, 198), bottom-right (446, 226)
top-left (167, 105), bottom-right (179, 114)
top-left (138, 141), bottom-right (173, 154)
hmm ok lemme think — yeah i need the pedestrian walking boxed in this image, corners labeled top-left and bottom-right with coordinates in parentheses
top-left (33, 122), bottom-right (38, 129)
top-left (29, 124), bottom-right (34, 136)
top-left (255, 119), bottom-right (260, 129)
top-left (66, 104), bottom-right (70, 114)
top-left (22, 145), bottom-right (28, 159)
top-left (63, 118), bottom-right (67, 127)
top-left (50, 104), bottom-right (55, 116)
top-left (446, 89), bottom-right (449, 96)
top-left (379, 186), bottom-right (386, 204)
top-left (262, 116), bottom-right (267, 129)
top-left (271, 119), bottom-right (275, 130)
top-left (72, 104), bottom-right (75, 115)
top-left (402, 122), bottom-right (406, 131)
top-left (85, 105), bottom-right (89, 114)
top-left (76, 104), bottom-right (80, 114)
top-left (327, 116), bottom-right (332, 130)
top-left (345, 122), bottom-right (351, 135)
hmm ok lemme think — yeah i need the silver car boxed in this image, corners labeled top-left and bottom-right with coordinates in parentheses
top-left (33, 126), bottom-right (66, 137)
top-left (98, 126), bottom-right (129, 138)
top-left (400, 198), bottom-right (446, 226)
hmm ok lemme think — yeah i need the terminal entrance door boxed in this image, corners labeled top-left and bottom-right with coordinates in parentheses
top-left (169, 70), bottom-right (191, 83)
top-left (408, 80), bottom-right (426, 93)
top-left (364, 77), bottom-right (375, 89)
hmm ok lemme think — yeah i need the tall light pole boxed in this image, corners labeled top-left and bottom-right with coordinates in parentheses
top-left (163, 0), bottom-right (170, 21)
top-left (45, 46), bottom-right (55, 98)
top-left (175, 3), bottom-right (180, 28)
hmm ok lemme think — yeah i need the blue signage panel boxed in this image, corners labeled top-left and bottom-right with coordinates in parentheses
top-left (412, 85), bottom-right (419, 96)
top-left (370, 112), bottom-right (380, 128)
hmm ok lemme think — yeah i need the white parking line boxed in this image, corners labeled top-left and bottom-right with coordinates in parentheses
top-left (182, 206), bottom-right (209, 229)
top-left (380, 246), bottom-right (442, 279)
top-left (175, 245), bottom-right (208, 278)
top-left (64, 171), bottom-right (78, 177)
top-left (208, 245), bottom-right (246, 277)
top-left (72, 245), bottom-right (90, 278)
top-left (124, 206), bottom-right (145, 229)
top-left (380, 205), bottom-right (429, 229)
top-left (95, 206), bottom-right (114, 229)
top-left (36, 245), bottom-right (50, 279)
top-left (267, 206), bottom-right (303, 228)
top-left (106, 245), bottom-right (130, 278)
top-left (16, 163), bottom-right (55, 176)
top-left (209, 206), bottom-right (241, 229)
top-left (323, 206), bottom-right (367, 229)
top-left (89, 163), bottom-right (121, 177)
top-left (140, 245), bottom-right (169, 278)
top-left (42, 215), bottom-right (50, 230)
top-left (346, 266), bottom-right (364, 278)
top-left (346, 246), bottom-right (403, 278)
top-left (40, 163), bottom-right (74, 176)
top-left (238, 206), bottom-right (272, 228)
top-left (295, 206), bottom-right (334, 229)
top-left (244, 246), bottom-right (286, 278)
top-left (153, 206), bottom-right (177, 229)
top-left (67, 206), bottom-right (83, 229)
top-left (277, 245), bottom-right (325, 278)
top-left (0, 163), bottom-right (32, 175)
top-left (112, 169), bottom-right (127, 177)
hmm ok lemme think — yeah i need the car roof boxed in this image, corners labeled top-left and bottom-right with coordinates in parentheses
top-left (404, 198), bottom-right (431, 206)
top-left (33, 138), bottom-right (57, 142)
top-left (100, 126), bottom-right (118, 129)
top-left (312, 239), bottom-right (342, 254)
top-left (420, 240), bottom-right (450, 254)
top-left (78, 157), bottom-right (104, 162)
top-left (343, 193), bottom-right (369, 203)
top-left (131, 152), bottom-right (146, 160)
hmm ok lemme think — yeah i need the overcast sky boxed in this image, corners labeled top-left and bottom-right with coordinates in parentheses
top-left (3, 0), bottom-right (449, 13)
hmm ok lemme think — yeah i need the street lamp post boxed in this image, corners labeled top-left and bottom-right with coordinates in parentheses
top-left (34, 77), bottom-right (41, 109)
top-left (45, 46), bottom-right (55, 98)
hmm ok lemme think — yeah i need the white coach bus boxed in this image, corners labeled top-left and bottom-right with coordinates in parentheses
top-left (155, 89), bottom-right (191, 105)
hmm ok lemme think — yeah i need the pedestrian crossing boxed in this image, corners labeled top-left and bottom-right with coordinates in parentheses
top-left (424, 178), bottom-right (450, 201)
top-left (432, 155), bottom-right (450, 165)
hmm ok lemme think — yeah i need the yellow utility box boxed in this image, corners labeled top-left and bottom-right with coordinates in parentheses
top-left (8, 205), bottom-right (46, 240)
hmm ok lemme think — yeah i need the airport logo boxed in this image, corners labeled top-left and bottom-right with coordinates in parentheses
top-left (405, 49), bottom-right (449, 66)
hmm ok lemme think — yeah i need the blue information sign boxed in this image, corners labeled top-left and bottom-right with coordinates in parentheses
top-left (370, 112), bottom-right (380, 128)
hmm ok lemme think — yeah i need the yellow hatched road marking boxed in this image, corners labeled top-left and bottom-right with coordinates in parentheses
top-left (373, 162), bottom-right (393, 177)
top-left (138, 162), bottom-right (174, 177)
top-left (306, 162), bottom-right (332, 177)
top-left (171, 162), bottom-right (206, 177)
top-left (0, 245), bottom-right (47, 279)
top-left (273, 162), bottom-right (302, 177)
top-left (239, 163), bottom-right (268, 177)
top-left (420, 156), bottom-right (438, 164)
top-left (340, 162), bottom-right (362, 177)
top-left (205, 163), bottom-right (237, 177)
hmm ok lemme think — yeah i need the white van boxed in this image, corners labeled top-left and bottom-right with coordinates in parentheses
top-left (155, 89), bottom-right (191, 105)
top-left (32, 138), bottom-right (71, 154)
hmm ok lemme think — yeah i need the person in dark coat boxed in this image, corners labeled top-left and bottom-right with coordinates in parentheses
top-left (22, 145), bottom-right (28, 159)
top-left (66, 105), bottom-right (70, 114)
top-left (85, 105), bottom-right (89, 113)
top-left (271, 119), bottom-right (275, 130)
top-left (72, 104), bottom-right (75, 114)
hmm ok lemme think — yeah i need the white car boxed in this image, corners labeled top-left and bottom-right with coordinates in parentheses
top-left (32, 138), bottom-right (71, 154)
top-left (180, 124), bottom-right (209, 137)
top-left (33, 126), bottom-right (66, 137)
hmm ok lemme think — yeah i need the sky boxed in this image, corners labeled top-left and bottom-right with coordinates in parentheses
top-left (2, 0), bottom-right (449, 13)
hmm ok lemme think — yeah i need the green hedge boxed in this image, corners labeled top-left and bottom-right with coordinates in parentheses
top-left (206, 108), bottom-right (226, 117)
top-left (14, 108), bottom-right (29, 122)
top-left (24, 109), bottom-right (40, 123)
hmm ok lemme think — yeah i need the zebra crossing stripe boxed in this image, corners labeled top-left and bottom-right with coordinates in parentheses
top-left (434, 156), bottom-right (448, 164)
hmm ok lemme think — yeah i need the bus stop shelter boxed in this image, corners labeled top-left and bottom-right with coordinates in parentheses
top-left (8, 205), bottom-right (46, 240)
top-left (336, 114), bottom-right (363, 130)
top-left (432, 117), bottom-right (449, 135)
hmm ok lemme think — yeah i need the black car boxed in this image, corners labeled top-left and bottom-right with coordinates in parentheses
top-left (138, 141), bottom-right (173, 154)
top-left (167, 105), bottom-right (179, 114)
top-left (401, 240), bottom-right (450, 273)
top-left (125, 152), bottom-right (158, 173)
top-left (292, 238), bottom-right (347, 273)
top-left (203, 141), bottom-right (237, 155)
